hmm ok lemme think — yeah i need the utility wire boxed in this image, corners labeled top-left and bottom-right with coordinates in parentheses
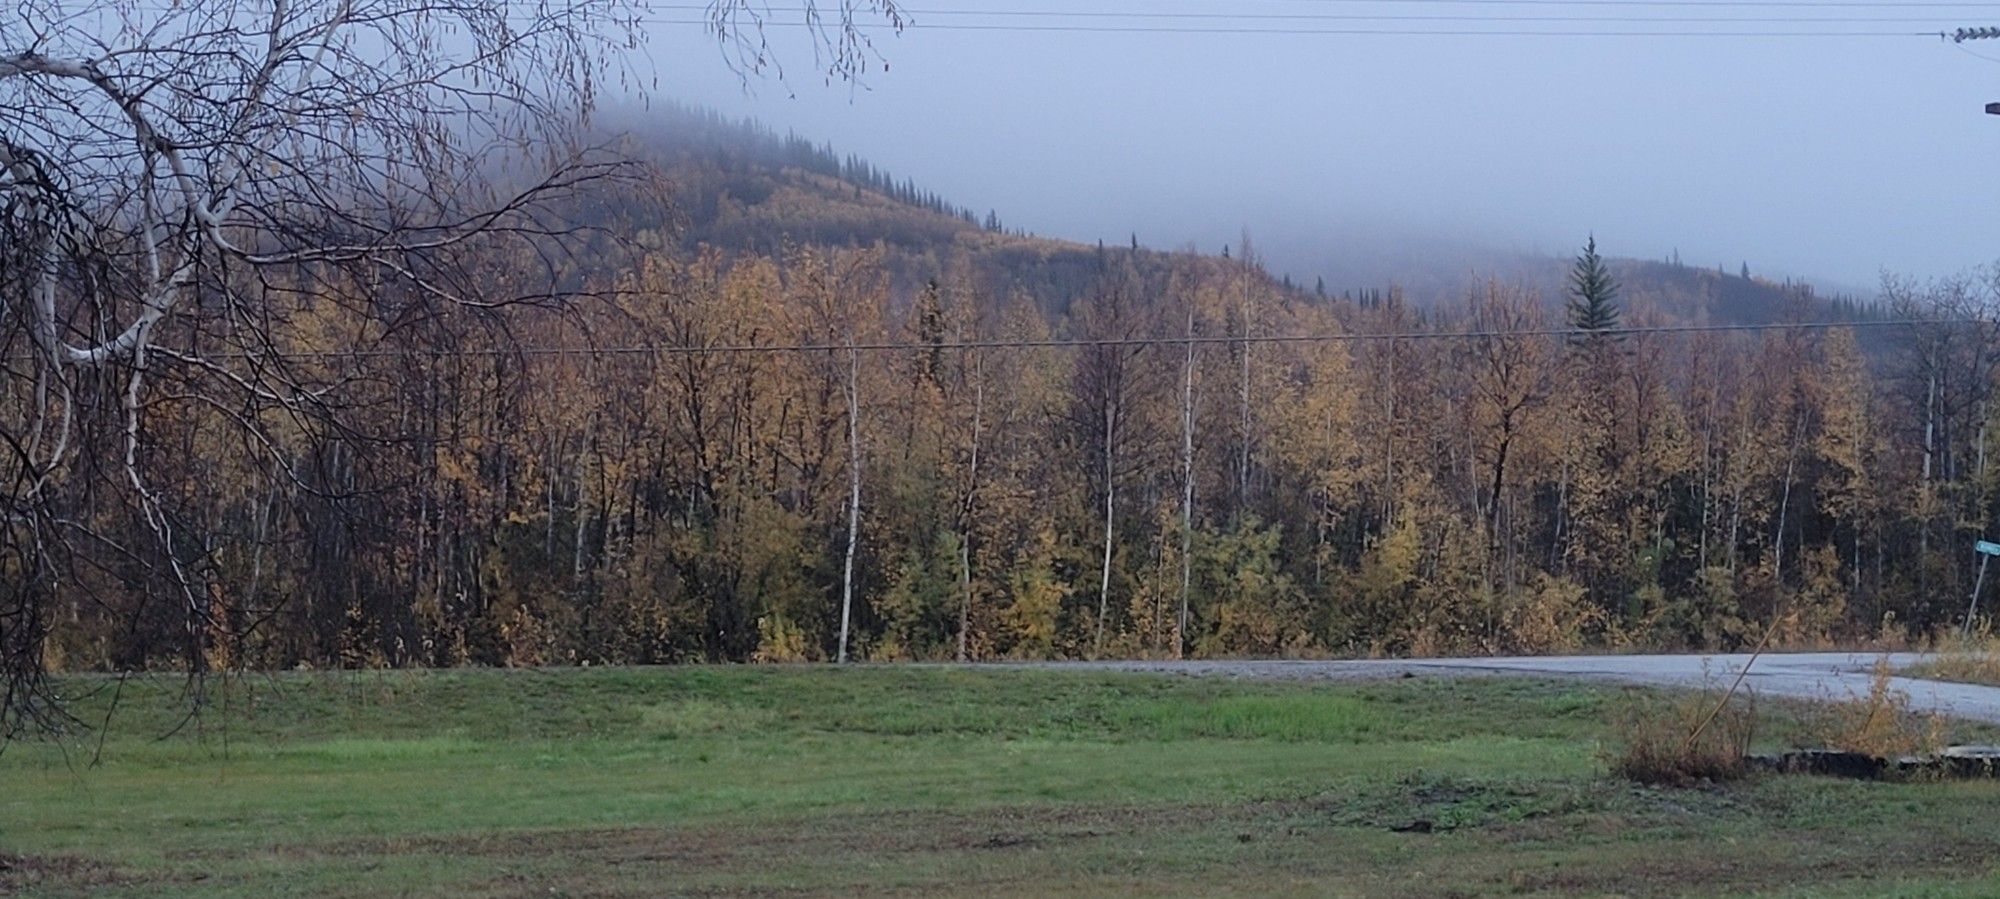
top-left (1951, 35), bottom-right (2000, 55)
top-left (114, 1), bottom-right (2000, 11)
top-left (1058, 0), bottom-right (2000, 6)
top-left (109, 3), bottom-right (1975, 34)
top-left (145, 318), bottom-right (1984, 361)
top-left (668, 4), bottom-right (1978, 22)
top-left (655, 17), bottom-right (1939, 34)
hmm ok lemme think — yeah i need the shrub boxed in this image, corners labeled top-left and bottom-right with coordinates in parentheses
top-left (1905, 631), bottom-right (2000, 687)
top-left (1806, 658), bottom-right (1946, 758)
top-left (1606, 688), bottom-right (1756, 786)
top-left (754, 614), bottom-right (814, 663)
top-left (1502, 573), bottom-right (1602, 654)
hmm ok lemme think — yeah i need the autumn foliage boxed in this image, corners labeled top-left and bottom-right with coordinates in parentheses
top-left (25, 225), bottom-right (2000, 672)
top-left (17, 108), bottom-right (2000, 675)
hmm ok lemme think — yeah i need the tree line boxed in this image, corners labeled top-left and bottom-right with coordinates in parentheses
top-left (30, 233), bottom-right (2000, 672)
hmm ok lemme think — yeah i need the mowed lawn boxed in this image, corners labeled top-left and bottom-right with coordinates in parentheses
top-left (6, 667), bottom-right (2000, 898)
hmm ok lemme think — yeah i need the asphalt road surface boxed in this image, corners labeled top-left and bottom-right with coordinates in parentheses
top-left (1031, 652), bottom-right (2000, 724)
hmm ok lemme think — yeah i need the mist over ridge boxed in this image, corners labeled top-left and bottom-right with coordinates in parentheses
top-left (633, 8), bottom-right (2000, 301)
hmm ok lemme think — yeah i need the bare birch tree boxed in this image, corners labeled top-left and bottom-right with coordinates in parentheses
top-left (0, 0), bottom-right (900, 732)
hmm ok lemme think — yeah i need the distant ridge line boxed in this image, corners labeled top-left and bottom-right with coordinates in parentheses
top-left (122, 319), bottom-right (1984, 362)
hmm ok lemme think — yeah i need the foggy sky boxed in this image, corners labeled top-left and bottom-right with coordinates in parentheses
top-left (634, 2), bottom-right (2000, 293)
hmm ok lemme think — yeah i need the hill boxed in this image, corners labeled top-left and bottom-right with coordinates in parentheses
top-left (610, 100), bottom-right (1882, 330)
top-left (32, 96), bottom-right (1988, 681)
top-left (605, 101), bottom-right (1165, 318)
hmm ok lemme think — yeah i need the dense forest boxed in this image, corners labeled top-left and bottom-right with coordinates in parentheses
top-left (22, 103), bottom-right (2000, 672)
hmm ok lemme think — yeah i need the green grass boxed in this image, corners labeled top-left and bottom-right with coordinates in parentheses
top-left (4, 666), bottom-right (2000, 897)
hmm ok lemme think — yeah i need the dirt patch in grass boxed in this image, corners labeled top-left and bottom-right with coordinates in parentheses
top-left (1496, 828), bottom-right (2000, 898)
top-left (1289, 773), bottom-right (1753, 839)
top-left (348, 800), bottom-right (2000, 899)
top-left (0, 851), bottom-right (163, 894)
top-left (317, 801), bottom-right (1253, 863)
top-left (262, 807), bottom-right (1253, 898)
top-left (1304, 774), bottom-right (1597, 834)
top-left (88, 786), bottom-right (2000, 898)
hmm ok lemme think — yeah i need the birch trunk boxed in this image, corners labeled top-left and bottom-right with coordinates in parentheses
top-left (956, 354), bottom-right (983, 662)
top-left (838, 346), bottom-right (862, 664)
top-left (1096, 395), bottom-right (1117, 658)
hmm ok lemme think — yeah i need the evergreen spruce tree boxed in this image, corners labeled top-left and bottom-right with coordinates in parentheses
top-left (1566, 236), bottom-right (1621, 339)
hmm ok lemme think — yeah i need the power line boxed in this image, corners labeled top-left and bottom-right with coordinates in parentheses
top-left (1951, 34), bottom-right (2000, 55)
top-left (668, 4), bottom-right (1977, 22)
top-left (655, 17), bottom-right (1939, 34)
top-left (106, 4), bottom-right (1971, 35)
top-left (1030, 0), bottom-right (2000, 6)
top-left (148, 318), bottom-right (1983, 361)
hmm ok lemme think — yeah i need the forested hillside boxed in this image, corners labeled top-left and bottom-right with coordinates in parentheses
top-left (608, 102), bottom-right (1149, 319)
top-left (619, 103), bottom-right (1884, 330)
top-left (27, 102), bottom-right (2000, 673)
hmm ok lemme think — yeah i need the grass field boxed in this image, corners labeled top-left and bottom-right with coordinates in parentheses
top-left (6, 666), bottom-right (2000, 898)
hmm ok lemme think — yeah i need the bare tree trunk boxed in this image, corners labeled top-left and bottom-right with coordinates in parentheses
top-left (1698, 408), bottom-right (1712, 570)
top-left (1238, 265), bottom-right (1252, 515)
top-left (1384, 339), bottom-right (1398, 528)
top-left (1552, 448), bottom-right (1570, 571)
top-left (1774, 411), bottom-right (1807, 583)
top-left (546, 439), bottom-right (559, 556)
top-left (956, 536), bottom-right (973, 661)
top-left (1178, 306), bottom-right (1197, 660)
top-left (246, 472), bottom-right (278, 622)
top-left (1853, 528), bottom-right (1863, 601)
top-left (1487, 429), bottom-right (1512, 554)
top-left (1979, 398), bottom-right (1989, 486)
top-left (1096, 396), bottom-right (1117, 658)
top-left (838, 346), bottom-right (862, 664)
top-left (1727, 479), bottom-right (1744, 575)
top-left (572, 441), bottom-right (590, 581)
top-left (1922, 368), bottom-right (1937, 562)
top-left (956, 354), bottom-right (983, 662)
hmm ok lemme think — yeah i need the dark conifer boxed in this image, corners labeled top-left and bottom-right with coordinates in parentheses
top-left (1566, 236), bottom-right (1621, 338)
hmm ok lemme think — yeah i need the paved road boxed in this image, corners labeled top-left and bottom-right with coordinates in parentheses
top-left (1031, 652), bottom-right (2000, 724)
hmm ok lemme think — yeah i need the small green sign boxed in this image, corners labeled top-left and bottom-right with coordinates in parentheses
top-left (1978, 540), bottom-right (2000, 557)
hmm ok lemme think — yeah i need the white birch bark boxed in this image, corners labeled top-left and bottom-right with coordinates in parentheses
top-left (838, 345), bottom-right (862, 664)
top-left (1096, 396), bottom-right (1117, 657)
